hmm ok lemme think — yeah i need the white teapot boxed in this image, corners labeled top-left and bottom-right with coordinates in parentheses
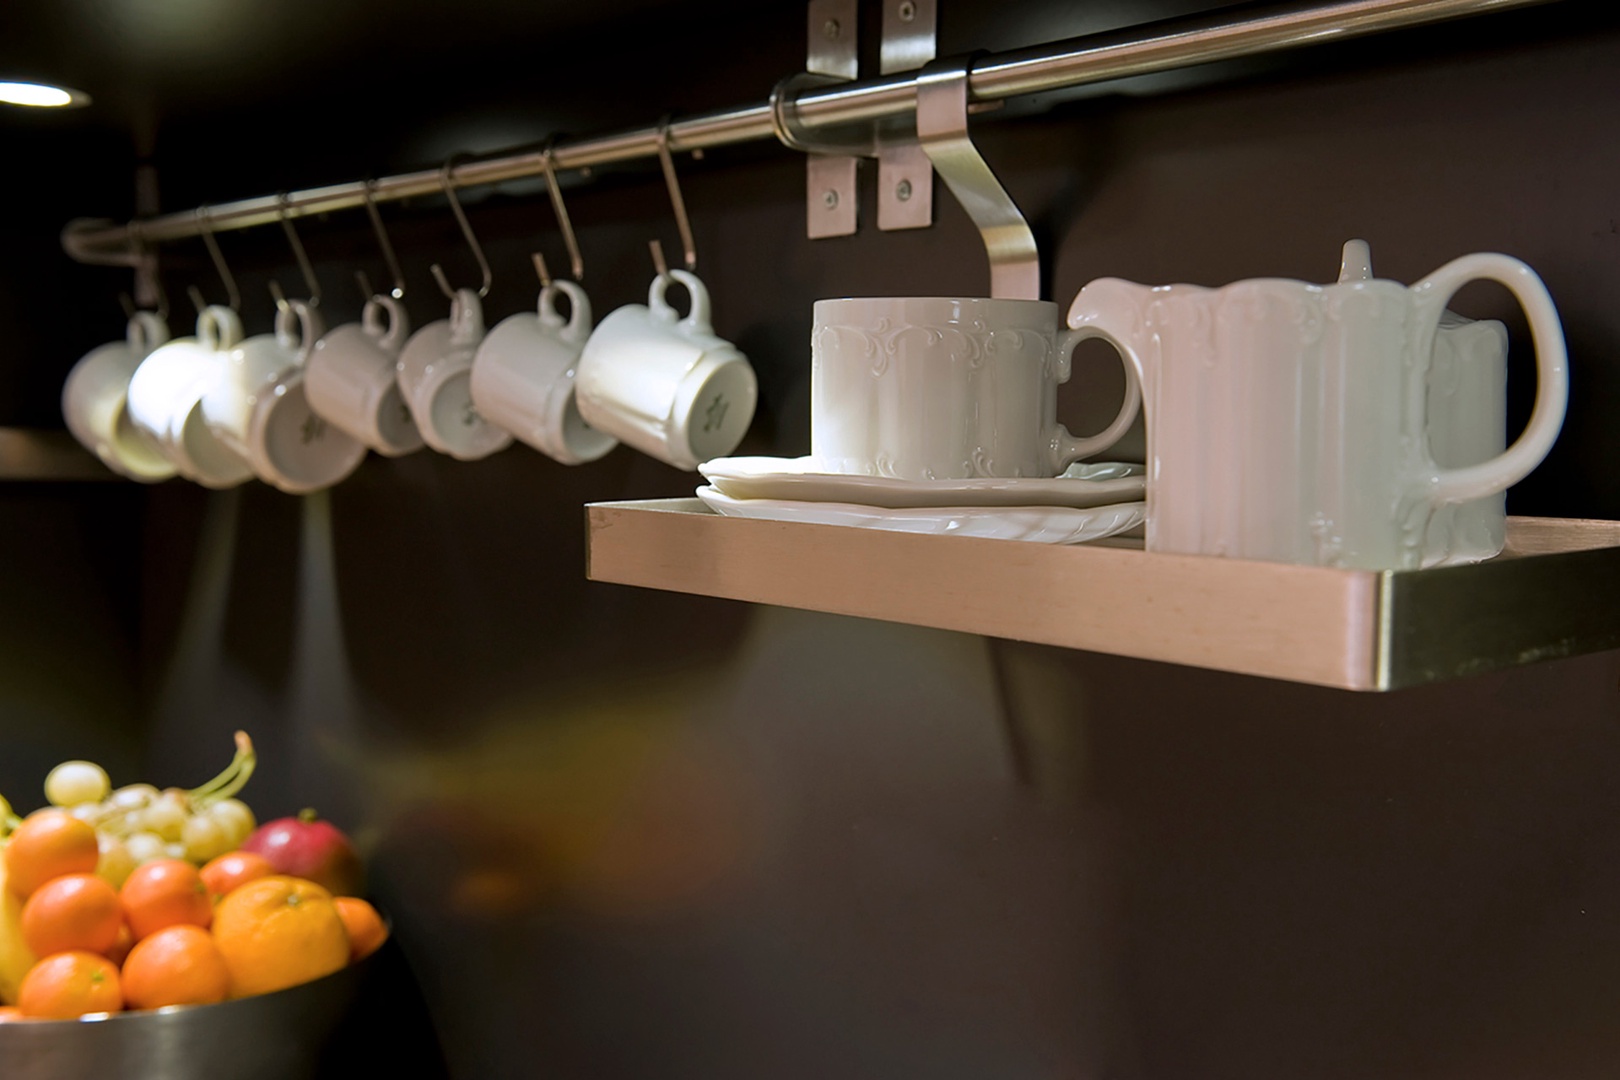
top-left (1066, 244), bottom-right (1568, 570)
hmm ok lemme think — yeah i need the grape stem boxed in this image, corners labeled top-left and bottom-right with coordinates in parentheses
top-left (186, 731), bottom-right (257, 807)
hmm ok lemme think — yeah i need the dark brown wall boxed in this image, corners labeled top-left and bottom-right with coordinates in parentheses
top-left (4, 2), bottom-right (1620, 1077)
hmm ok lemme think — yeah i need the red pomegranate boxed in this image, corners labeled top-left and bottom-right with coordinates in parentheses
top-left (240, 809), bottom-right (365, 897)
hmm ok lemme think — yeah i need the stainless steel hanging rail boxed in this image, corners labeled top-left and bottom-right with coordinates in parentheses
top-left (61, 0), bottom-right (1559, 261)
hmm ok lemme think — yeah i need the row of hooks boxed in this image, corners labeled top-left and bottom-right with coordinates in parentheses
top-left (124, 121), bottom-right (700, 323)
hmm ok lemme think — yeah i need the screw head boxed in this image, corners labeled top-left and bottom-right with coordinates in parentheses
top-left (898, 0), bottom-right (916, 22)
top-left (895, 179), bottom-right (913, 202)
top-left (823, 18), bottom-right (841, 39)
top-left (823, 190), bottom-right (840, 209)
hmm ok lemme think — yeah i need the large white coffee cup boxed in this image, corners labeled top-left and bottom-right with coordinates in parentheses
top-left (575, 270), bottom-right (757, 471)
top-left (470, 280), bottom-right (616, 466)
top-left (811, 296), bottom-right (1141, 481)
top-left (202, 299), bottom-right (368, 495)
top-left (62, 311), bottom-right (175, 481)
top-left (127, 305), bottom-right (257, 489)
top-left (306, 295), bottom-right (423, 457)
top-left (397, 288), bottom-right (512, 461)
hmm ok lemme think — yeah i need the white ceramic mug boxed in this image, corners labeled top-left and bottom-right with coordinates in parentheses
top-left (203, 299), bottom-right (368, 495)
top-left (397, 288), bottom-right (512, 461)
top-left (1337, 240), bottom-right (1509, 567)
top-left (127, 305), bottom-right (257, 489)
top-left (811, 296), bottom-right (1141, 481)
top-left (575, 270), bottom-right (757, 472)
top-left (306, 295), bottom-right (423, 457)
top-left (470, 280), bottom-right (616, 466)
top-left (62, 311), bottom-right (175, 481)
top-left (1066, 251), bottom-right (1569, 570)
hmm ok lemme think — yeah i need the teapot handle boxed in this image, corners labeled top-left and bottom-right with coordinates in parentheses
top-left (1413, 253), bottom-right (1568, 504)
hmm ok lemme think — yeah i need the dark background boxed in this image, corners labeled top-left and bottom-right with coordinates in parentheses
top-left (3, 1), bottom-right (1620, 1077)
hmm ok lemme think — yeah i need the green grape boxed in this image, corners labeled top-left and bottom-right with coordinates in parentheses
top-left (208, 798), bottom-right (257, 847)
top-left (125, 831), bottom-right (166, 865)
top-left (182, 814), bottom-right (232, 863)
top-left (44, 761), bottom-right (111, 807)
top-left (144, 792), bottom-right (189, 842)
top-left (96, 833), bottom-right (137, 889)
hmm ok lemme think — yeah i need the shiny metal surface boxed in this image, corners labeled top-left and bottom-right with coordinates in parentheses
top-left (0, 951), bottom-right (369, 1080)
top-left (60, 0), bottom-right (1561, 260)
top-left (915, 58), bottom-right (1039, 299)
top-left (876, 0), bottom-right (936, 232)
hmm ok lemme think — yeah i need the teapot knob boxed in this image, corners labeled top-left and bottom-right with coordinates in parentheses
top-left (1338, 239), bottom-right (1374, 283)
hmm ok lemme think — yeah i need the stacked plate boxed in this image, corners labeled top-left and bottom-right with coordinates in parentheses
top-left (695, 458), bottom-right (1147, 545)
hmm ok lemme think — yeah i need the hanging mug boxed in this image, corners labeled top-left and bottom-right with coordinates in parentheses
top-left (306, 295), bottom-right (423, 457)
top-left (574, 270), bottom-right (756, 471)
top-left (62, 311), bottom-right (175, 481)
top-left (470, 280), bottom-right (616, 466)
top-left (397, 288), bottom-right (513, 462)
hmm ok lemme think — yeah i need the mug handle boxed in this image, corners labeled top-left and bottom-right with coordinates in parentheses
top-left (1413, 253), bottom-right (1569, 504)
top-left (274, 299), bottom-right (326, 364)
top-left (126, 311), bottom-right (170, 354)
top-left (539, 280), bottom-right (593, 343)
top-left (1045, 326), bottom-right (1144, 472)
top-left (648, 269), bottom-right (711, 333)
top-left (196, 305), bottom-right (244, 350)
top-left (362, 296), bottom-right (410, 352)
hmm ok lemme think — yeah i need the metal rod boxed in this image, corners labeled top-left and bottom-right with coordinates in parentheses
top-left (60, 0), bottom-right (1558, 260)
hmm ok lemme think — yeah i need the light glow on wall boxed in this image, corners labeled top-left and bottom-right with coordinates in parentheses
top-left (0, 81), bottom-right (89, 108)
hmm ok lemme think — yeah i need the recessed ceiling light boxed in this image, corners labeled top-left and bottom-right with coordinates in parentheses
top-left (0, 81), bottom-right (91, 109)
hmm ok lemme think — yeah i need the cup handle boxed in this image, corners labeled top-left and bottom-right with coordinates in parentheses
top-left (539, 280), bottom-right (593, 343)
top-left (126, 311), bottom-right (169, 354)
top-left (274, 299), bottom-right (325, 363)
top-left (1046, 326), bottom-right (1144, 471)
top-left (363, 296), bottom-right (409, 352)
top-left (1412, 253), bottom-right (1569, 504)
top-left (195, 305), bottom-right (244, 350)
top-left (648, 269), bottom-right (712, 333)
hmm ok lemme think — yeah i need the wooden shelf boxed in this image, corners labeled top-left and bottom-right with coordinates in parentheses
top-left (0, 429), bottom-right (114, 481)
top-left (585, 501), bottom-right (1620, 691)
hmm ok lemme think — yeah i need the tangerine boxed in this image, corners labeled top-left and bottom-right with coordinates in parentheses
top-left (0, 1005), bottom-right (24, 1022)
top-left (121, 859), bottom-right (211, 940)
top-left (121, 925), bottom-right (230, 1010)
top-left (17, 951), bottom-right (122, 1019)
top-left (212, 876), bottom-right (349, 998)
top-left (4, 811), bottom-right (99, 898)
top-left (200, 851), bottom-right (273, 900)
top-left (20, 873), bottom-right (122, 958)
top-left (332, 896), bottom-right (387, 962)
top-left (106, 923), bottom-right (134, 967)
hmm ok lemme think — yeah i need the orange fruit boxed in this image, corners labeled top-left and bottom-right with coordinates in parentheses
top-left (332, 897), bottom-right (387, 962)
top-left (121, 860), bottom-right (211, 940)
top-left (200, 851), bottom-right (273, 900)
top-left (121, 925), bottom-right (230, 1010)
top-left (0, 1005), bottom-right (26, 1022)
top-left (212, 876), bottom-right (349, 998)
top-left (106, 923), bottom-right (134, 968)
top-left (17, 952), bottom-right (123, 1019)
top-left (20, 873), bottom-right (122, 958)
top-left (4, 811), bottom-right (99, 898)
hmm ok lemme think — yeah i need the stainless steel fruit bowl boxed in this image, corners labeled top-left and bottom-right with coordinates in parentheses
top-left (0, 949), bottom-right (372, 1080)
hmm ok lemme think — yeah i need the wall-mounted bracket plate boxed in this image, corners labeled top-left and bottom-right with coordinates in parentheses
top-left (877, 0), bottom-right (936, 231)
top-left (804, 0), bottom-right (860, 239)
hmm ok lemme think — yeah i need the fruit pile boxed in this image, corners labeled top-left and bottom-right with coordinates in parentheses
top-left (0, 733), bottom-right (386, 1021)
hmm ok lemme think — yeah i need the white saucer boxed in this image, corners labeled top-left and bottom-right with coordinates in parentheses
top-left (695, 485), bottom-right (1146, 545)
top-left (698, 457), bottom-right (1145, 509)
